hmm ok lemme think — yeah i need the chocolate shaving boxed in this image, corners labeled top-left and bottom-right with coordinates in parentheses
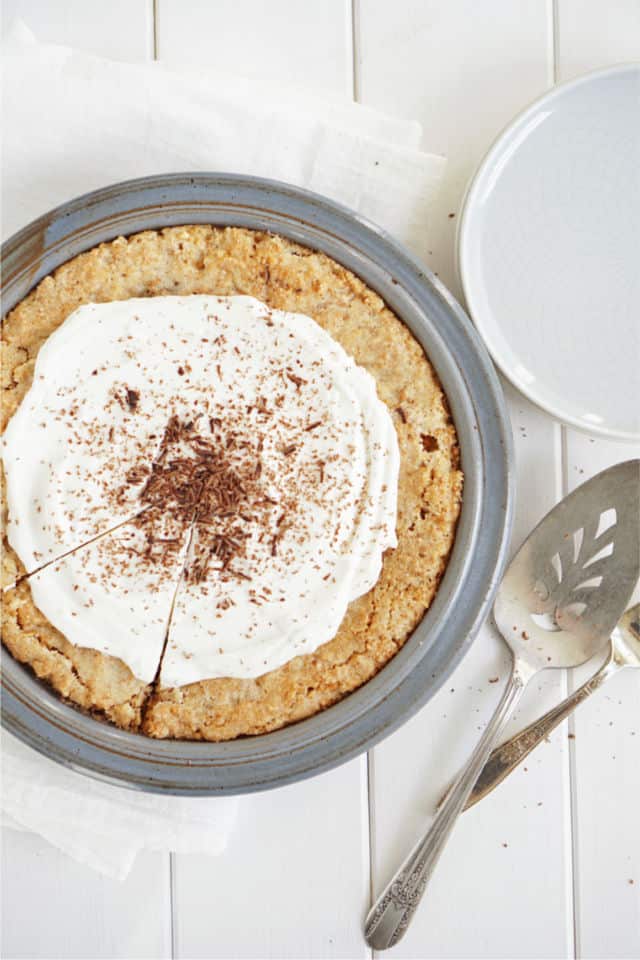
top-left (126, 465), bottom-right (148, 486)
top-left (286, 372), bottom-right (307, 389)
top-left (126, 388), bottom-right (140, 412)
top-left (123, 415), bottom-right (276, 584)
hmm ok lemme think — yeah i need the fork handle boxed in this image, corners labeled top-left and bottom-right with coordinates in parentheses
top-left (364, 658), bottom-right (531, 951)
top-left (463, 652), bottom-right (619, 811)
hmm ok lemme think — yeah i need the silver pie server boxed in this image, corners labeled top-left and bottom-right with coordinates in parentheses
top-left (364, 459), bottom-right (640, 950)
top-left (462, 602), bottom-right (639, 810)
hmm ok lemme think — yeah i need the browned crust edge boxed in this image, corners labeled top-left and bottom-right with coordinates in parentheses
top-left (1, 225), bottom-right (462, 740)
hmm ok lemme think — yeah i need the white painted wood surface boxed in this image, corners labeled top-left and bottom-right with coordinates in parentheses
top-left (171, 763), bottom-right (370, 960)
top-left (564, 435), bottom-right (640, 960)
top-left (0, 0), bottom-right (154, 61)
top-left (1, 2), bottom-right (639, 957)
top-left (1, 832), bottom-right (171, 959)
top-left (157, 0), bottom-right (353, 98)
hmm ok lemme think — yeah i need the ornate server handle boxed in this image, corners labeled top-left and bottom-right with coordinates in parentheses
top-left (463, 649), bottom-right (619, 811)
top-left (364, 659), bottom-right (531, 951)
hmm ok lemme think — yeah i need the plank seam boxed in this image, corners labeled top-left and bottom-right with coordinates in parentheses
top-left (560, 416), bottom-right (580, 959)
top-left (350, 0), bottom-right (361, 103)
top-left (567, 691), bottom-right (581, 960)
top-left (153, 0), bottom-right (159, 60)
top-left (366, 750), bottom-right (375, 960)
top-left (170, 852), bottom-right (177, 959)
top-left (563, 425), bottom-right (582, 960)
top-left (550, 0), bottom-right (561, 84)
top-left (553, 4), bottom-right (578, 943)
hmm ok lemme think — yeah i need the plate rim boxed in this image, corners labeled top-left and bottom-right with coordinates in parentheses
top-left (1, 172), bottom-right (514, 794)
top-left (457, 61), bottom-right (640, 443)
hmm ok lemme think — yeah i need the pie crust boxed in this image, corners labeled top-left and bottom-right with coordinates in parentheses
top-left (1, 226), bottom-right (462, 739)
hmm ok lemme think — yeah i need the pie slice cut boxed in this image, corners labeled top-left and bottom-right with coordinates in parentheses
top-left (2, 227), bottom-right (464, 744)
top-left (2, 302), bottom-right (177, 572)
top-left (2, 507), bottom-right (191, 728)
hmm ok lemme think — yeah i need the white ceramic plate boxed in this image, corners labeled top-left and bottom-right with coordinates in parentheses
top-left (458, 64), bottom-right (640, 442)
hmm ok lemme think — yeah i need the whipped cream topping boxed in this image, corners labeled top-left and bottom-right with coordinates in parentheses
top-left (3, 295), bottom-right (399, 684)
top-left (27, 515), bottom-right (189, 683)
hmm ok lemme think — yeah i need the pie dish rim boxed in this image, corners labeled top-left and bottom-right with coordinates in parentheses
top-left (0, 172), bottom-right (513, 795)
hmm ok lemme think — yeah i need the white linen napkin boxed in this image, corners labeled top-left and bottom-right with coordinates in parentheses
top-left (0, 22), bottom-right (447, 881)
top-left (1, 21), bottom-right (446, 258)
top-left (1, 730), bottom-right (237, 882)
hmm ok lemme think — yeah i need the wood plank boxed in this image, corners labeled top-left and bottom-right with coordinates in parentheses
top-left (1, 6), bottom-right (171, 960)
top-left (369, 392), bottom-right (575, 959)
top-left (564, 432), bottom-right (640, 960)
top-left (356, 4), bottom-right (577, 954)
top-left (556, 0), bottom-right (640, 81)
top-left (172, 761), bottom-right (370, 959)
top-left (156, 0), bottom-right (352, 98)
top-left (0, 0), bottom-right (154, 60)
top-left (356, 0), bottom-right (551, 299)
top-left (1, 830), bottom-right (171, 959)
top-left (369, 632), bottom-right (575, 960)
top-left (556, 5), bottom-right (640, 955)
top-left (156, 3), bottom-right (371, 958)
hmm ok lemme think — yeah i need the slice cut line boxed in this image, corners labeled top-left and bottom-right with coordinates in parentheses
top-left (2, 507), bottom-right (151, 592)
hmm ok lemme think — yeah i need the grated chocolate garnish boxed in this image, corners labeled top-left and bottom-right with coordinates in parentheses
top-left (121, 415), bottom-right (276, 585)
top-left (286, 371), bottom-right (307, 389)
top-left (126, 388), bottom-right (140, 412)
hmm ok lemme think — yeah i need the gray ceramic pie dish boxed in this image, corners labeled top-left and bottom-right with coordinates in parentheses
top-left (1, 173), bottom-right (513, 795)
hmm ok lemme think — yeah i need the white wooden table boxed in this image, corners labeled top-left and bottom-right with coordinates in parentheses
top-left (2, 2), bottom-right (639, 957)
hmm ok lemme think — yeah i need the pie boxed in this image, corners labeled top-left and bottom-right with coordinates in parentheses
top-left (1, 226), bottom-right (462, 740)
